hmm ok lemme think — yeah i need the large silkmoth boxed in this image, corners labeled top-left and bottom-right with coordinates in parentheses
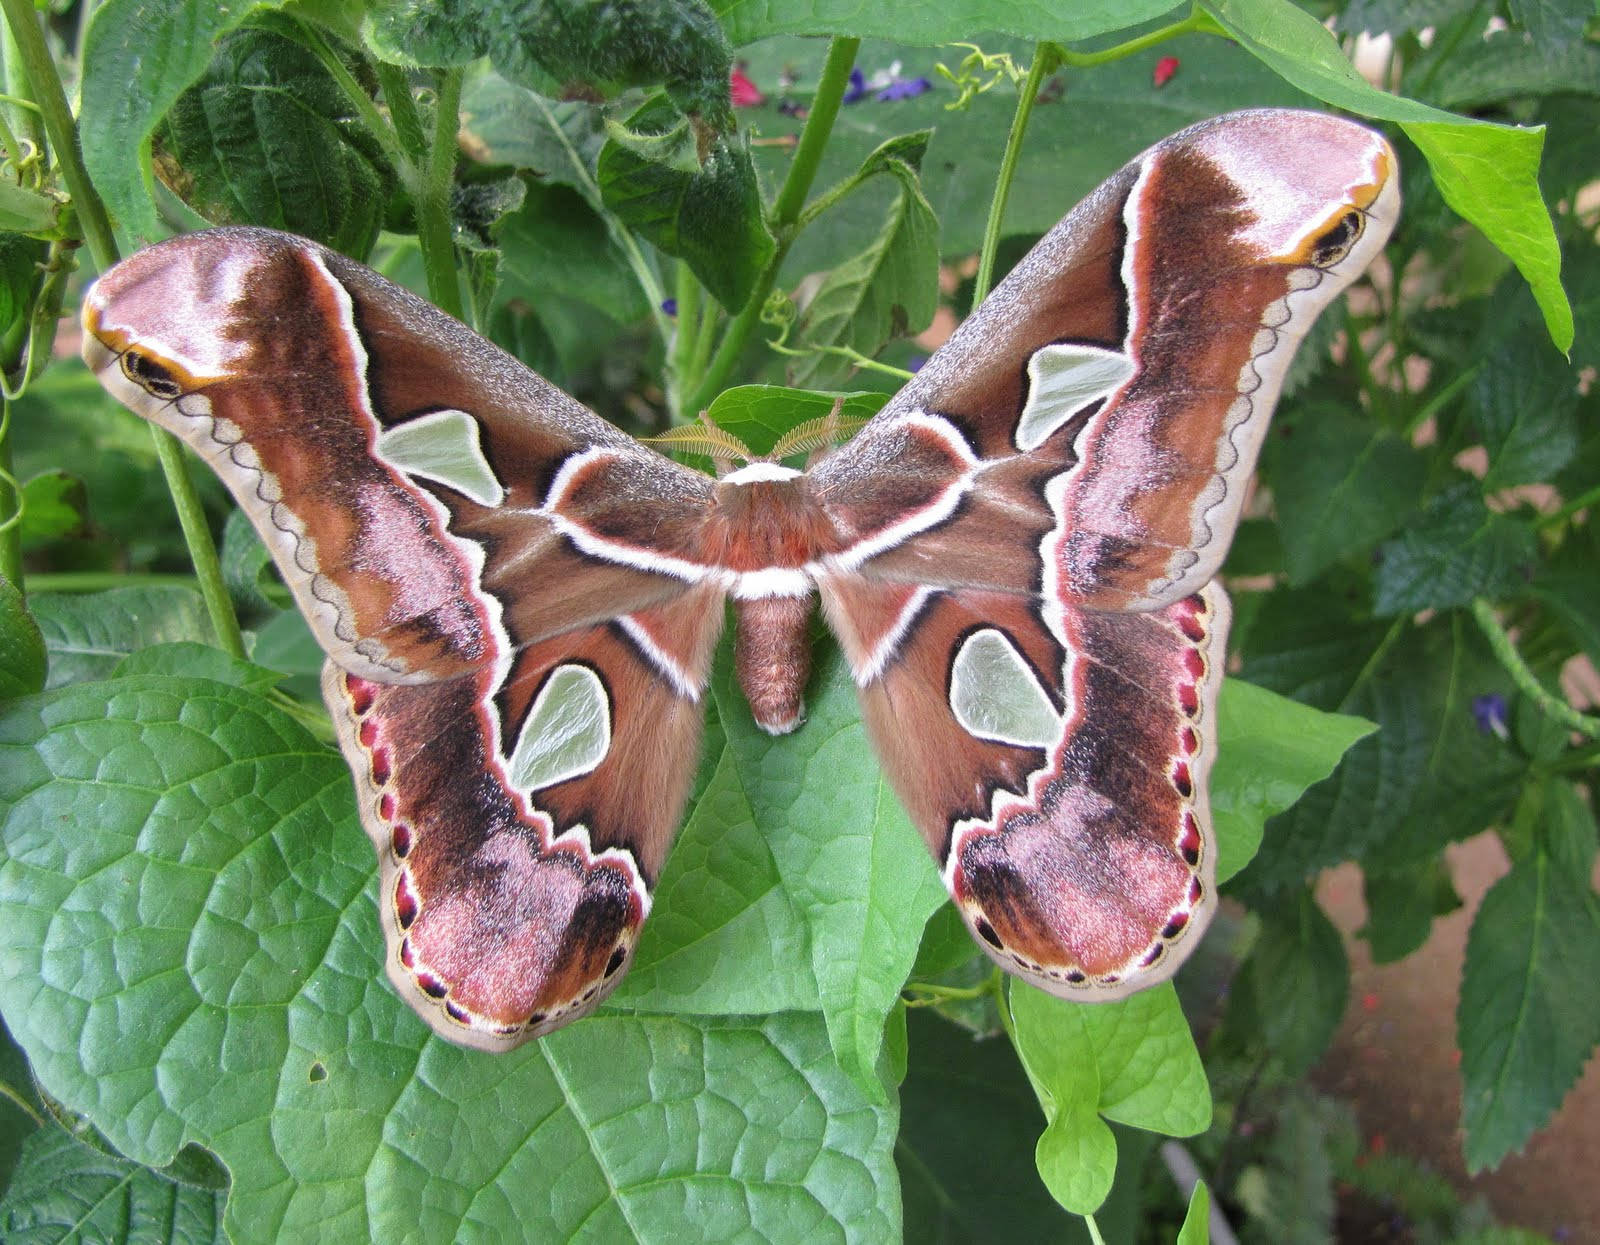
top-left (82, 109), bottom-right (1397, 1051)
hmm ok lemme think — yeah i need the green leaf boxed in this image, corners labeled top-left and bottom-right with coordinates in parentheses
top-left (1468, 334), bottom-right (1580, 491)
top-left (708, 0), bottom-right (1178, 44)
top-left (1009, 986), bottom-right (1116, 1215)
top-left (81, 0), bottom-right (291, 241)
top-left (0, 1127), bottom-right (226, 1244)
top-left (459, 71), bottom-right (609, 207)
top-left (1261, 402), bottom-right (1426, 585)
top-left (1201, 0), bottom-right (1574, 352)
top-left (0, 675), bottom-right (903, 1241)
top-left (795, 161), bottom-right (938, 387)
top-left (716, 644), bottom-right (948, 1100)
top-left (898, 1009), bottom-right (1076, 1238)
top-left (1230, 890), bottom-right (1349, 1077)
top-left (614, 743), bottom-right (820, 1015)
top-left (367, 0), bottom-right (735, 129)
top-left (1072, 988), bottom-right (1211, 1138)
top-left (17, 471), bottom-right (86, 546)
top-left (29, 587), bottom-right (216, 688)
top-left (700, 385), bottom-right (889, 457)
top-left (1238, 614), bottom-right (1526, 888)
top-left (598, 96), bottom-right (774, 309)
top-left (154, 24), bottom-right (395, 257)
top-left (496, 181), bottom-right (651, 325)
top-left (1360, 858), bottom-right (1461, 964)
top-left (1373, 484), bottom-right (1538, 616)
top-left (1211, 679), bottom-right (1376, 884)
top-left (1177, 1180), bottom-right (1212, 1245)
top-left (1007, 985), bottom-right (1209, 1215)
top-left (114, 640), bottom-right (283, 692)
top-left (0, 578), bottom-right (46, 698)
top-left (0, 233), bottom-right (46, 329)
top-left (1458, 845), bottom-right (1600, 1172)
top-left (1424, 25), bottom-right (1600, 111)
top-left (746, 34), bottom-right (1310, 268)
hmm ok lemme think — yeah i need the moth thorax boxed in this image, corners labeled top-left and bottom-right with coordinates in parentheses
top-left (733, 595), bottom-right (813, 735)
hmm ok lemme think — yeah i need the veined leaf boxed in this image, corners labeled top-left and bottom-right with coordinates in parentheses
top-left (795, 161), bottom-right (938, 387)
top-left (598, 96), bottom-right (774, 309)
top-left (714, 643), bottom-right (948, 1102)
top-left (28, 586), bottom-right (215, 689)
top-left (1458, 837), bottom-right (1600, 1172)
top-left (1212, 679), bottom-right (1375, 884)
top-left (1010, 984), bottom-right (1209, 1215)
top-left (367, 0), bottom-right (735, 129)
top-left (1373, 484), bottom-right (1537, 616)
top-left (154, 24), bottom-right (395, 257)
top-left (0, 1127), bottom-right (225, 1245)
top-left (0, 674), bottom-right (903, 1242)
top-left (81, 0), bottom-right (292, 241)
top-left (0, 578), bottom-right (46, 698)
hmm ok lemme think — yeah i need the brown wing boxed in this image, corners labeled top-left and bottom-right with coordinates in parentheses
top-left (813, 110), bottom-right (1398, 999)
top-left (81, 228), bottom-right (729, 1049)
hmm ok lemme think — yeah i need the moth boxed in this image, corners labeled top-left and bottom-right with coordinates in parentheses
top-left (82, 109), bottom-right (1397, 1052)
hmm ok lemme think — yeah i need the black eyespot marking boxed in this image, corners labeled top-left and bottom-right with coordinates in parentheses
top-left (975, 916), bottom-right (1003, 949)
top-left (119, 350), bottom-right (183, 400)
top-left (1311, 210), bottom-right (1363, 268)
top-left (604, 946), bottom-right (627, 978)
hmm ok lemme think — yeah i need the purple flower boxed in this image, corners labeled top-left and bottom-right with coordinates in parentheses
top-left (906, 354), bottom-right (927, 373)
top-left (661, 298), bottom-right (677, 316)
top-left (1471, 693), bottom-right (1509, 739)
top-left (842, 67), bottom-right (867, 104)
top-left (876, 76), bottom-right (931, 102)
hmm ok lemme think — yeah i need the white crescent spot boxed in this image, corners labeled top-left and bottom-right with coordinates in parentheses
top-left (1015, 343), bottom-right (1137, 451)
top-left (950, 629), bottom-right (1062, 748)
top-left (507, 664), bottom-right (611, 792)
top-left (376, 409), bottom-right (505, 507)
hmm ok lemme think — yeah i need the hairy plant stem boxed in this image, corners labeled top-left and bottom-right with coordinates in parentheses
top-left (684, 36), bottom-right (860, 415)
top-left (1472, 597), bottom-right (1600, 741)
top-left (0, 0), bottom-right (244, 655)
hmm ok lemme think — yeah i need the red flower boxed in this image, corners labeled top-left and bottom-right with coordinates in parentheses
top-left (730, 65), bottom-right (764, 108)
top-left (1153, 56), bottom-right (1180, 88)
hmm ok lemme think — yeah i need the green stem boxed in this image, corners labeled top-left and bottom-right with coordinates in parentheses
top-left (669, 260), bottom-right (703, 416)
top-left (970, 44), bottom-right (1058, 308)
top-left (0, 0), bottom-right (114, 267)
top-left (1082, 1214), bottom-right (1106, 1245)
top-left (0, 0), bottom-right (244, 658)
top-left (375, 62), bottom-right (428, 161)
top-left (1054, 5), bottom-right (1219, 68)
top-left (1472, 597), bottom-right (1600, 742)
top-left (414, 68), bottom-right (464, 320)
top-left (295, 20), bottom-right (410, 174)
top-left (0, 398), bottom-right (20, 587)
top-left (685, 37), bottom-right (860, 414)
top-left (24, 571), bottom-right (202, 593)
top-left (769, 38), bottom-right (859, 228)
top-left (1403, 361), bottom-right (1480, 439)
top-left (1538, 480), bottom-right (1600, 531)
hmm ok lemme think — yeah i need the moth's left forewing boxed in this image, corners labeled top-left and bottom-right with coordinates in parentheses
top-left (815, 111), bottom-right (1397, 1001)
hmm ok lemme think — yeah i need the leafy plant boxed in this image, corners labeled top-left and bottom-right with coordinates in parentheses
top-left (0, 1), bottom-right (1595, 1241)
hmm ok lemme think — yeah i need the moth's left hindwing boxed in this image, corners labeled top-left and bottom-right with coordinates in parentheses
top-left (82, 229), bottom-right (726, 1050)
